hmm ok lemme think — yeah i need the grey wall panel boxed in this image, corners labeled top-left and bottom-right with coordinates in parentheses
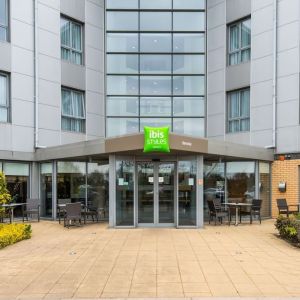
top-left (277, 100), bottom-right (299, 128)
top-left (207, 92), bottom-right (225, 115)
top-left (226, 0), bottom-right (251, 24)
top-left (12, 125), bottom-right (34, 152)
top-left (38, 79), bottom-right (61, 107)
top-left (86, 91), bottom-right (104, 116)
top-left (226, 62), bottom-right (250, 91)
top-left (86, 113), bottom-right (104, 137)
top-left (251, 80), bottom-right (273, 107)
top-left (10, 19), bottom-right (33, 51)
top-left (86, 70), bottom-right (103, 94)
top-left (277, 75), bottom-right (299, 103)
top-left (278, 21), bottom-right (298, 53)
top-left (61, 132), bottom-right (86, 145)
top-left (11, 47), bottom-right (34, 77)
top-left (61, 61), bottom-right (86, 90)
top-left (207, 25), bottom-right (226, 52)
top-left (207, 70), bottom-right (225, 94)
top-left (38, 129), bottom-right (61, 147)
top-left (38, 2), bottom-right (60, 34)
top-left (0, 124), bottom-right (12, 151)
top-left (251, 129), bottom-right (273, 148)
top-left (207, 114), bottom-right (225, 137)
top-left (225, 132), bottom-right (250, 145)
top-left (86, 47), bottom-right (104, 73)
top-left (60, 0), bottom-right (85, 22)
top-left (251, 105), bottom-right (273, 131)
top-left (277, 126), bottom-right (300, 153)
top-left (86, 24), bottom-right (104, 52)
top-left (11, 73), bottom-right (34, 102)
top-left (207, 1), bottom-right (225, 30)
top-left (38, 28), bottom-right (60, 59)
top-left (252, 0), bottom-right (273, 12)
top-left (251, 4), bottom-right (273, 36)
top-left (251, 56), bottom-right (273, 84)
top-left (11, 0), bottom-right (33, 25)
top-left (0, 42), bottom-right (11, 72)
top-left (39, 55), bottom-right (60, 83)
top-left (277, 48), bottom-right (299, 78)
top-left (11, 99), bottom-right (34, 127)
top-left (39, 104), bottom-right (61, 131)
top-left (251, 30), bottom-right (273, 60)
top-left (277, 0), bottom-right (299, 26)
top-left (207, 47), bottom-right (225, 73)
top-left (86, 0), bottom-right (104, 29)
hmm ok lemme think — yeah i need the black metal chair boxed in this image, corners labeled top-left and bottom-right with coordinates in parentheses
top-left (240, 199), bottom-right (262, 224)
top-left (276, 198), bottom-right (299, 217)
top-left (207, 199), bottom-right (230, 225)
top-left (23, 199), bottom-right (40, 222)
top-left (57, 199), bottom-right (71, 224)
top-left (64, 202), bottom-right (82, 228)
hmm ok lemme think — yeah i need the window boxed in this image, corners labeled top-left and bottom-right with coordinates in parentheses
top-left (228, 18), bottom-right (251, 65)
top-left (0, 0), bottom-right (8, 41)
top-left (0, 73), bottom-right (9, 123)
top-left (61, 88), bottom-right (85, 133)
top-left (60, 17), bottom-right (83, 65)
top-left (227, 88), bottom-right (250, 133)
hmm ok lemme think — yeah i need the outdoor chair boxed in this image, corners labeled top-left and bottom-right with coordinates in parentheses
top-left (57, 198), bottom-right (71, 224)
top-left (64, 202), bottom-right (82, 228)
top-left (23, 198), bottom-right (40, 222)
top-left (276, 198), bottom-right (299, 217)
top-left (207, 199), bottom-right (230, 225)
top-left (240, 199), bottom-right (262, 224)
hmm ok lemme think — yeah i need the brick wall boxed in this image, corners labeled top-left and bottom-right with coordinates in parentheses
top-left (272, 159), bottom-right (300, 217)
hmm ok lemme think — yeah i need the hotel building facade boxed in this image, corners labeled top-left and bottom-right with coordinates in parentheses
top-left (0, 0), bottom-right (298, 227)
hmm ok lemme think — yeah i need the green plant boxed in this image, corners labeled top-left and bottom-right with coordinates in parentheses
top-left (0, 172), bottom-right (12, 220)
top-left (0, 224), bottom-right (32, 249)
top-left (275, 214), bottom-right (300, 244)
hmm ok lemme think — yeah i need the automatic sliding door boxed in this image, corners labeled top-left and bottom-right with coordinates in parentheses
top-left (158, 163), bottom-right (175, 224)
top-left (138, 162), bottom-right (154, 224)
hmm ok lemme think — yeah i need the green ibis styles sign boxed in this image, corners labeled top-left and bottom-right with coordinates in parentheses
top-left (143, 127), bottom-right (170, 153)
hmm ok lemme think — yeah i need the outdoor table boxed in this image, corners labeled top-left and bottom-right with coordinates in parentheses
top-left (57, 203), bottom-right (86, 224)
top-left (225, 203), bottom-right (252, 226)
top-left (0, 203), bottom-right (25, 223)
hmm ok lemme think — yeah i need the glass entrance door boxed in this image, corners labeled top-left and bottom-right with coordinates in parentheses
top-left (137, 162), bottom-right (175, 226)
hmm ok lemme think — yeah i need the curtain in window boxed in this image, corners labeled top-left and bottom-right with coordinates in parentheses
top-left (61, 89), bottom-right (72, 116)
top-left (240, 89), bottom-right (250, 118)
top-left (71, 23), bottom-right (82, 64)
top-left (72, 92), bottom-right (84, 118)
top-left (241, 20), bottom-right (251, 62)
top-left (0, 0), bottom-right (7, 26)
top-left (61, 19), bottom-right (71, 61)
top-left (229, 92), bottom-right (239, 118)
top-left (229, 25), bottom-right (239, 65)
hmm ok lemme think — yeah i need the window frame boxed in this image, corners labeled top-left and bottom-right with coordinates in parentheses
top-left (228, 17), bottom-right (251, 66)
top-left (60, 15), bottom-right (84, 65)
top-left (227, 88), bottom-right (250, 133)
top-left (0, 0), bottom-right (9, 42)
top-left (61, 87), bottom-right (86, 133)
top-left (0, 72), bottom-right (10, 123)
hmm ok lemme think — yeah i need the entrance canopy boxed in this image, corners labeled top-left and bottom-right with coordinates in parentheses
top-left (33, 132), bottom-right (274, 162)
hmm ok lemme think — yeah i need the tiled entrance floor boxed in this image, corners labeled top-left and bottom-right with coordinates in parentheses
top-left (0, 220), bottom-right (299, 299)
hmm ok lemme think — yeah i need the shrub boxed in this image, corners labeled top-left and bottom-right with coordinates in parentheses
top-left (275, 214), bottom-right (300, 245)
top-left (0, 224), bottom-right (32, 249)
top-left (0, 172), bottom-right (12, 220)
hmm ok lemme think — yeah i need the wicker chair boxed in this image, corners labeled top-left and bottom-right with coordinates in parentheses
top-left (64, 202), bottom-right (82, 228)
top-left (23, 199), bottom-right (40, 222)
top-left (207, 199), bottom-right (230, 225)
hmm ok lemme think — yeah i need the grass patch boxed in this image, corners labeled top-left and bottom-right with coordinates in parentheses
top-left (0, 223), bottom-right (32, 249)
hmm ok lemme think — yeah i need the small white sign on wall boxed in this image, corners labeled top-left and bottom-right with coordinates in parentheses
top-left (118, 178), bottom-right (124, 186)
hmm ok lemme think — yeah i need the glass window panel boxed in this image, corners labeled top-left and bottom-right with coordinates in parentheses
top-left (61, 89), bottom-right (72, 116)
top-left (61, 18), bottom-right (70, 47)
top-left (173, 33), bottom-right (205, 53)
top-left (173, 12), bottom-right (205, 31)
top-left (173, 97), bottom-right (205, 116)
top-left (240, 89), bottom-right (250, 117)
top-left (3, 163), bottom-right (30, 176)
top-left (140, 34), bottom-right (171, 53)
top-left (229, 92), bottom-right (239, 118)
top-left (106, 0), bottom-right (138, 9)
top-left (40, 163), bottom-right (53, 218)
top-left (0, 108), bottom-right (8, 122)
top-left (72, 92), bottom-right (85, 118)
top-left (107, 12), bottom-right (138, 31)
top-left (229, 24), bottom-right (239, 52)
top-left (140, 97), bottom-right (171, 116)
top-left (140, 0), bottom-right (172, 9)
top-left (107, 76), bottom-right (139, 95)
top-left (173, 76), bottom-right (204, 95)
top-left (140, 12), bottom-right (172, 31)
top-left (0, 74), bottom-right (8, 106)
top-left (173, 55), bottom-right (205, 74)
top-left (241, 49), bottom-right (251, 62)
top-left (107, 33), bottom-right (138, 52)
top-left (57, 161), bottom-right (86, 174)
top-left (259, 162), bottom-right (271, 218)
top-left (0, 27), bottom-right (7, 41)
top-left (107, 54), bottom-right (139, 74)
top-left (41, 163), bottom-right (53, 174)
top-left (229, 52), bottom-right (239, 65)
top-left (241, 19), bottom-right (251, 48)
top-left (140, 76), bottom-right (171, 95)
top-left (240, 119), bottom-right (250, 131)
top-left (140, 118), bottom-right (172, 131)
top-left (140, 55), bottom-right (171, 74)
top-left (107, 118), bottom-right (139, 137)
top-left (71, 23), bottom-right (82, 51)
top-left (178, 160), bottom-right (197, 226)
top-left (0, 0), bottom-right (7, 26)
top-left (173, 0), bottom-right (205, 9)
top-left (106, 97), bottom-right (138, 116)
top-left (116, 160), bottom-right (134, 226)
top-left (173, 118), bottom-right (204, 137)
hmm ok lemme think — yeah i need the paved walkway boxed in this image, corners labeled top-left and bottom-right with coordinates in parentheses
top-left (0, 220), bottom-right (299, 299)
